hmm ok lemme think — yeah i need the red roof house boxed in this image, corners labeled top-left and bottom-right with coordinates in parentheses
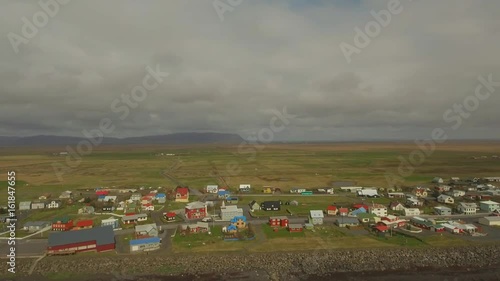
top-left (353, 203), bottom-right (369, 210)
top-left (339, 208), bottom-right (349, 216)
top-left (326, 205), bottom-right (338, 216)
top-left (374, 225), bottom-right (389, 233)
top-left (164, 212), bottom-right (177, 221)
top-left (175, 187), bottom-right (189, 202)
top-left (74, 220), bottom-right (93, 230)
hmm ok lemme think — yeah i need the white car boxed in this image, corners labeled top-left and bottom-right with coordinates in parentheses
top-left (201, 217), bottom-right (213, 222)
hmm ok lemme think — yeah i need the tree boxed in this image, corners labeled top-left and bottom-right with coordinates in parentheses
top-left (84, 197), bottom-right (91, 204)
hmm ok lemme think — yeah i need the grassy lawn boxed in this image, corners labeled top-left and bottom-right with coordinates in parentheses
top-left (373, 232), bottom-right (427, 247)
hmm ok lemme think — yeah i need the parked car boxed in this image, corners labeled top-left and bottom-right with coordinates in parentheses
top-left (201, 217), bottom-right (213, 222)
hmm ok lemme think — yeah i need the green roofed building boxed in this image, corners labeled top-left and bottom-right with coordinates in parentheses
top-left (357, 213), bottom-right (380, 223)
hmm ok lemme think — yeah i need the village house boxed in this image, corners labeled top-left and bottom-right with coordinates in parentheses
top-left (389, 202), bottom-right (405, 211)
top-left (78, 206), bottom-right (95, 214)
top-left (220, 204), bottom-right (243, 221)
top-left (478, 216), bottom-right (500, 226)
top-left (437, 194), bottom-right (454, 204)
top-left (96, 189), bottom-right (109, 196)
top-left (326, 205), bottom-right (338, 216)
top-left (350, 207), bottom-right (367, 216)
top-left (380, 215), bottom-right (407, 228)
top-left (122, 213), bottom-right (148, 224)
top-left (46, 200), bottom-right (61, 209)
top-left (435, 185), bottom-right (452, 193)
top-left (155, 193), bottom-right (166, 203)
top-left (373, 225), bottom-right (389, 234)
top-left (52, 217), bottom-right (74, 231)
top-left (101, 217), bottom-right (120, 229)
top-left (338, 207), bottom-right (349, 216)
top-left (141, 196), bottom-right (153, 205)
top-left (116, 201), bottom-right (126, 211)
top-left (47, 226), bottom-right (115, 254)
top-left (457, 202), bottom-right (477, 215)
top-left (163, 212), bottom-right (177, 221)
top-left (309, 210), bottom-right (324, 225)
top-left (239, 184), bottom-right (251, 192)
top-left (130, 193), bottom-right (142, 201)
top-left (19, 201), bottom-right (31, 211)
top-left (129, 237), bottom-right (161, 253)
top-left (59, 191), bottom-right (73, 199)
top-left (185, 201), bottom-right (207, 220)
top-left (217, 190), bottom-right (230, 199)
top-left (226, 197), bottom-right (239, 204)
top-left (98, 195), bottom-right (117, 203)
top-left (290, 187), bottom-right (307, 194)
top-left (175, 187), bottom-right (189, 202)
top-left (357, 189), bottom-right (379, 198)
top-left (336, 217), bottom-right (360, 228)
top-left (38, 193), bottom-right (51, 200)
top-left (135, 223), bottom-right (158, 238)
top-left (260, 201), bottom-right (281, 211)
top-left (142, 203), bottom-right (155, 211)
top-left (269, 216), bottom-right (289, 227)
top-left (410, 217), bottom-right (434, 230)
top-left (479, 200), bottom-right (500, 212)
top-left (23, 221), bottom-right (50, 232)
top-left (249, 200), bottom-right (261, 211)
top-left (406, 197), bottom-right (424, 207)
top-left (288, 224), bottom-right (304, 232)
top-left (73, 220), bottom-right (93, 230)
top-left (432, 177), bottom-right (444, 184)
top-left (101, 205), bottom-right (115, 212)
top-left (447, 189), bottom-right (466, 197)
top-left (368, 204), bottom-right (388, 217)
top-left (357, 213), bottom-right (379, 224)
top-left (31, 201), bottom-right (45, 210)
top-left (206, 185), bottom-right (218, 193)
top-left (434, 206), bottom-right (452, 216)
top-left (340, 186), bottom-right (363, 192)
top-left (412, 187), bottom-right (428, 198)
top-left (182, 222), bottom-right (210, 233)
top-left (387, 192), bottom-right (405, 198)
top-left (404, 208), bottom-right (421, 216)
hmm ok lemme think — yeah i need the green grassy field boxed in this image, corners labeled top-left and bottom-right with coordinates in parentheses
top-left (1, 142), bottom-right (500, 205)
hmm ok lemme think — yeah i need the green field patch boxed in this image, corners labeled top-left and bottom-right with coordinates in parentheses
top-left (262, 224), bottom-right (305, 239)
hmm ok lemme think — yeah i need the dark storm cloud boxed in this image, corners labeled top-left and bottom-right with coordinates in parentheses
top-left (0, 0), bottom-right (499, 140)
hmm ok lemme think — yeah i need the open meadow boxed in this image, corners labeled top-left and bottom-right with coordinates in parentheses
top-left (1, 141), bottom-right (500, 204)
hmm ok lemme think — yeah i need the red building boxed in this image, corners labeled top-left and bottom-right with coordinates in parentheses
top-left (47, 226), bottom-right (115, 254)
top-left (73, 220), bottom-right (93, 230)
top-left (96, 190), bottom-right (109, 196)
top-left (288, 224), bottom-right (303, 232)
top-left (339, 208), bottom-right (349, 216)
top-left (269, 216), bottom-right (289, 227)
top-left (184, 201), bottom-right (207, 219)
top-left (52, 217), bottom-right (74, 231)
top-left (326, 205), bottom-right (338, 216)
top-left (353, 203), bottom-right (369, 211)
top-left (164, 212), bottom-right (177, 221)
top-left (175, 186), bottom-right (190, 202)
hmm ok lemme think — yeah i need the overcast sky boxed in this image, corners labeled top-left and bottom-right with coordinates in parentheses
top-left (1, 0), bottom-right (499, 141)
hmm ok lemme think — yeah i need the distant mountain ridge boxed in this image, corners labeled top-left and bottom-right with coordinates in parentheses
top-left (0, 133), bottom-right (244, 146)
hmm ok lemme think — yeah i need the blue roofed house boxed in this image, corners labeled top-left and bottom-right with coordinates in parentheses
top-left (155, 193), bottom-right (166, 203)
top-left (350, 207), bottom-right (367, 216)
top-left (230, 216), bottom-right (247, 229)
top-left (218, 190), bottom-right (230, 199)
top-left (129, 237), bottom-right (161, 252)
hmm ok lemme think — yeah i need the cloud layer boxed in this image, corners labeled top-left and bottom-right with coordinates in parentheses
top-left (1, 0), bottom-right (499, 141)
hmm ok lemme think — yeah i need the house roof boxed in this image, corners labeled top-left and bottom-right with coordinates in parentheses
top-left (357, 213), bottom-right (377, 219)
top-left (269, 216), bottom-right (288, 220)
top-left (76, 220), bottom-right (93, 227)
top-left (261, 201), bottom-right (281, 208)
top-left (480, 200), bottom-right (499, 205)
top-left (339, 207), bottom-right (349, 213)
top-left (155, 193), bottom-right (166, 198)
top-left (310, 210), bottom-right (324, 218)
top-left (122, 213), bottom-right (148, 220)
top-left (459, 202), bottom-right (477, 208)
top-left (230, 216), bottom-right (247, 223)
top-left (176, 187), bottom-right (189, 196)
top-left (288, 224), bottom-right (303, 228)
top-left (135, 223), bottom-right (157, 233)
top-left (20, 201), bottom-right (31, 205)
top-left (129, 237), bottom-right (161, 246)
top-left (327, 205), bottom-right (337, 211)
top-left (185, 201), bottom-right (206, 210)
top-left (337, 217), bottom-right (359, 224)
top-left (48, 225), bottom-right (114, 247)
top-left (389, 202), bottom-right (403, 208)
top-left (434, 206), bottom-right (451, 211)
top-left (52, 216), bottom-right (71, 223)
top-left (374, 225), bottom-right (389, 232)
top-left (249, 200), bottom-right (258, 206)
top-left (165, 212), bottom-right (176, 217)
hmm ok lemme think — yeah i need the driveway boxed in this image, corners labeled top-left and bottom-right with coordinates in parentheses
top-left (0, 239), bottom-right (47, 257)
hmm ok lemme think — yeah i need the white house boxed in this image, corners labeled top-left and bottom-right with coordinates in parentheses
top-left (457, 202), bottom-right (477, 215)
top-left (309, 210), bottom-right (324, 225)
top-left (434, 206), bottom-right (452, 216)
top-left (130, 193), bottom-right (142, 201)
top-left (368, 204), bottom-right (388, 217)
top-left (206, 185), bottom-right (218, 193)
top-left (447, 190), bottom-right (465, 197)
top-left (404, 208), bottom-right (421, 216)
top-left (59, 191), bottom-right (72, 199)
top-left (46, 200), bottom-right (60, 209)
top-left (406, 198), bottom-right (423, 207)
top-left (357, 189), bottom-right (379, 197)
top-left (239, 184), bottom-right (251, 191)
top-left (142, 203), bottom-right (155, 211)
top-left (340, 186), bottom-right (363, 192)
top-left (19, 201), bottom-right (31, 211)
top-left (432, 177), bottom-right (444, 184)
top-left (479, 200), bottom-right (500, 212)
top-left (99, 195), bottom-right (117, 202)
top-left (437, 194), bottom-right (454, 204)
